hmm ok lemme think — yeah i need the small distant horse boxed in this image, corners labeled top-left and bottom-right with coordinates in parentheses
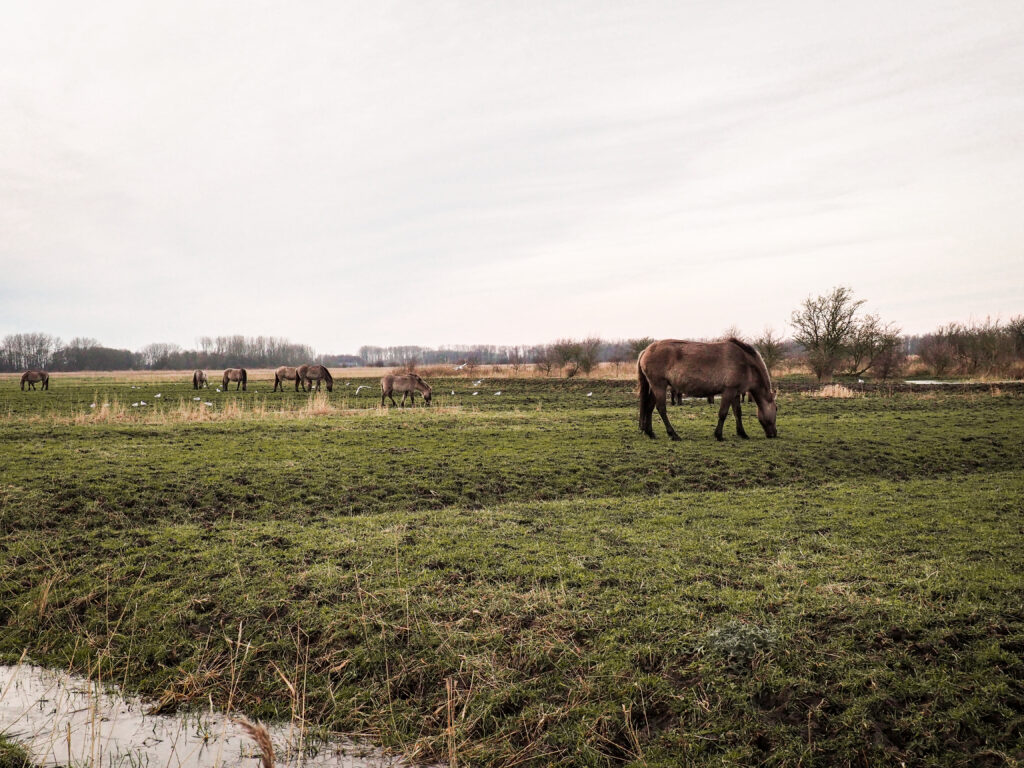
top-left (21, 370), bottom-right (49, 390)
top-left (380, 373), bottom-right (432, 407)
top-left (192, 370), bottom-right (209, 389)
top-left (298, 364), bottom-right (333, 392)
top-left (273, 366), bottom-right (302, 392)
top-left (222, 368), bottom-right (247, 391)
top-left (638, 338), bottom-right (777, 441)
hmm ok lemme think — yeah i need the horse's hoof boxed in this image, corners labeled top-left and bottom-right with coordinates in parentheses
top-left (669, 433), bottom-right (682, 442)
top-left (738, 432), bottom-right (749, 439)
top-left (715, 434), bottom-right (724, 442)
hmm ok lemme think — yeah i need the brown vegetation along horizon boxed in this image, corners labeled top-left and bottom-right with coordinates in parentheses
top-left (1, 355), bottom-right (1022, 385)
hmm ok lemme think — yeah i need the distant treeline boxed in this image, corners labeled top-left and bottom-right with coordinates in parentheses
top-left (3, 311), bottom-right (1023, 379)
top-left (0, 334), bottom-right (321, 372)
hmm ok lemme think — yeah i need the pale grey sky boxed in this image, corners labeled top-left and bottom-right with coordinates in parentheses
top-left (1, 1), bottom-right (1022, 352)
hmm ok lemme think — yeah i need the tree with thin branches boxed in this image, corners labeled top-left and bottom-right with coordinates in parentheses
top-left (790, 286), bottom-right (864, 382)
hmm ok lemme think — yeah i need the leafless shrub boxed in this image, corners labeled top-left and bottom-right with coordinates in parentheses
top-left (753, 328), bottom-right (787, 377)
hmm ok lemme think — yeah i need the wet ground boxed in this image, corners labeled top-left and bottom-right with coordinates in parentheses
top-left (0, 663), bottom-right (430, 767)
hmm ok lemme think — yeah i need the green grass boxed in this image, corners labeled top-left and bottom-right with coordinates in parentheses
top-left (1, 379), bottom-right (1022, 766)
top-left (0, 738), bottom-right (34, 768)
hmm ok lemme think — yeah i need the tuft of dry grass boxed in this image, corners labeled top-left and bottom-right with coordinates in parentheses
top-left (811, 384), bottom-right (859, 398)
top-left (234, 717), bottom-right (275, 768)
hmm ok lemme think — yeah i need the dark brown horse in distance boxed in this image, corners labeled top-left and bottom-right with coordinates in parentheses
top-left (273, 366), bottom-right (302, 392)
top-left (21, 370), bottom-right (49, 390)
top-left (192, 369), bottom-right (208, 389)
top-left (380, 373), bottom-right (432, 407)
top-left (298, 364), bottom-right (333, 392)
top-left (222, 368), bottom-right (247, 391)
top-left (638, 338), bottom-right (777, 441)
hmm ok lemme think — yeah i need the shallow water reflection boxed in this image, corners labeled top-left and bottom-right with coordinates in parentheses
top-left (0, 663), bottom-right (428, 767)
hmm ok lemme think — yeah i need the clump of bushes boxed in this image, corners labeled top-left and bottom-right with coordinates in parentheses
top-left (914, 317), bottom-right (1024, 378)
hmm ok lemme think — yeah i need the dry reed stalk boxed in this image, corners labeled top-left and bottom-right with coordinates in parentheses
top-left (233, 717), bottom-right (275, 768)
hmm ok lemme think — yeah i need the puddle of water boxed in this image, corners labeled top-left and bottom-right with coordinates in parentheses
top-left (0, 663), bottom-right (429, 767)
top-left (904, 379), bottom-right (959, 385)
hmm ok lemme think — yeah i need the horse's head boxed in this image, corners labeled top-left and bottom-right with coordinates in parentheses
top-left (756, 389), bottom-right (778, 438)
top-left (423, 389), bottom-right (432, 406)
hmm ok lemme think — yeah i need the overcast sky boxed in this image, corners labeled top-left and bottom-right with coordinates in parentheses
top-left (1, 1), bottom-right (1022, 352)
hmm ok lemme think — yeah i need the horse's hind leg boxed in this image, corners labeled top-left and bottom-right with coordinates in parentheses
top-left (653, 384), bottom-right (680, 441)
top-left (732, 394), bottom-right (748, 439)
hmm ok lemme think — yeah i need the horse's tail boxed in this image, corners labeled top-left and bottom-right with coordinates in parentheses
top-left (193, 371), bottom-right (199, 389)
top-left (637, 356), bottom-right (654, 433)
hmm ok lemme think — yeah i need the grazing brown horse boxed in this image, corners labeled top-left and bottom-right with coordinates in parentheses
top-left (273, 366), bottom-right (302, 392)
top-left (21, 370), bottom-right (49, 390)
top-left (192, 369), bottom-right (208, 389)
top-left (298, 364), bottom-right (333, 392)
top-left (638, 338), bottom-right (777, 441)
top-left (380, 373), bottom-right (432, 407)
top-left (222, 368), bottom-right (247, 391)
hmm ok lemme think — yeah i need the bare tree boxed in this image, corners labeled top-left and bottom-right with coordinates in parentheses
top-left (507, 346), bottom-right (524, 374)
top-left (533, 345), bottom-right (556, 376)
top-left (628, 337), bottom-right (655, 361)
top-left (790, 287), bottom-right (865, 382)
top-left (577, 337), bottom-right (602, 375)
top-left (753, 328), bottom-right (787, 377)
top-left (845, 314), bottom-right (903, 377)
top-left (551, 339), bottom-right (582, 377)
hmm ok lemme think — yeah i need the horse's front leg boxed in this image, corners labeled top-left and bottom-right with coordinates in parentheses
top-left (732, 394), bottom-right (748, 438)
top-left (715, 389), bottom-right (736, 441)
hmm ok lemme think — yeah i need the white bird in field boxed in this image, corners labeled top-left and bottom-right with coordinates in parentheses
top-left (586, 392), bottom-right (593, 397)
top-left (193, 397), bottom-right (201, 401)
top-left (139, 401), bottom-right (147, 406)
top-left (858, 378), bottom-right (865, 384)
top-left (216, 388), bottom-right (222, 392)
top-left (494, 391), bottom-right (502, 396)
top-left (450, 390), bottom-right (455, 395)
top-left (472, 391), bottom-right (478, 396)
top-left (155, 393), bottom-right (161, 398)
top-left (473, 379), bottom-right (483, 386)
top-left (89, 403), bottom-right (96, 408)
top-left (454, 363), bottom-right (467, 370)
top-left (345, 381), bottom-right (351, 386)
top-left (204, 401), bottom-right (213, 406)
top-left (131, 402), bottom-right (139, 407)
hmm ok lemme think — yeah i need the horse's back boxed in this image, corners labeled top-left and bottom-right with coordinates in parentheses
top-left (640, 339), bottom-right (749, 395)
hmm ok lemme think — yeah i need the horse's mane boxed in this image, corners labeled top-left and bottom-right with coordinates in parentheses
top-left (728, 338), bottom-right (773, 392)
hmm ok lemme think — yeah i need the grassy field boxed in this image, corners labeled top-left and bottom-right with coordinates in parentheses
top-left (1, 375), bottom-right (1022, 766)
